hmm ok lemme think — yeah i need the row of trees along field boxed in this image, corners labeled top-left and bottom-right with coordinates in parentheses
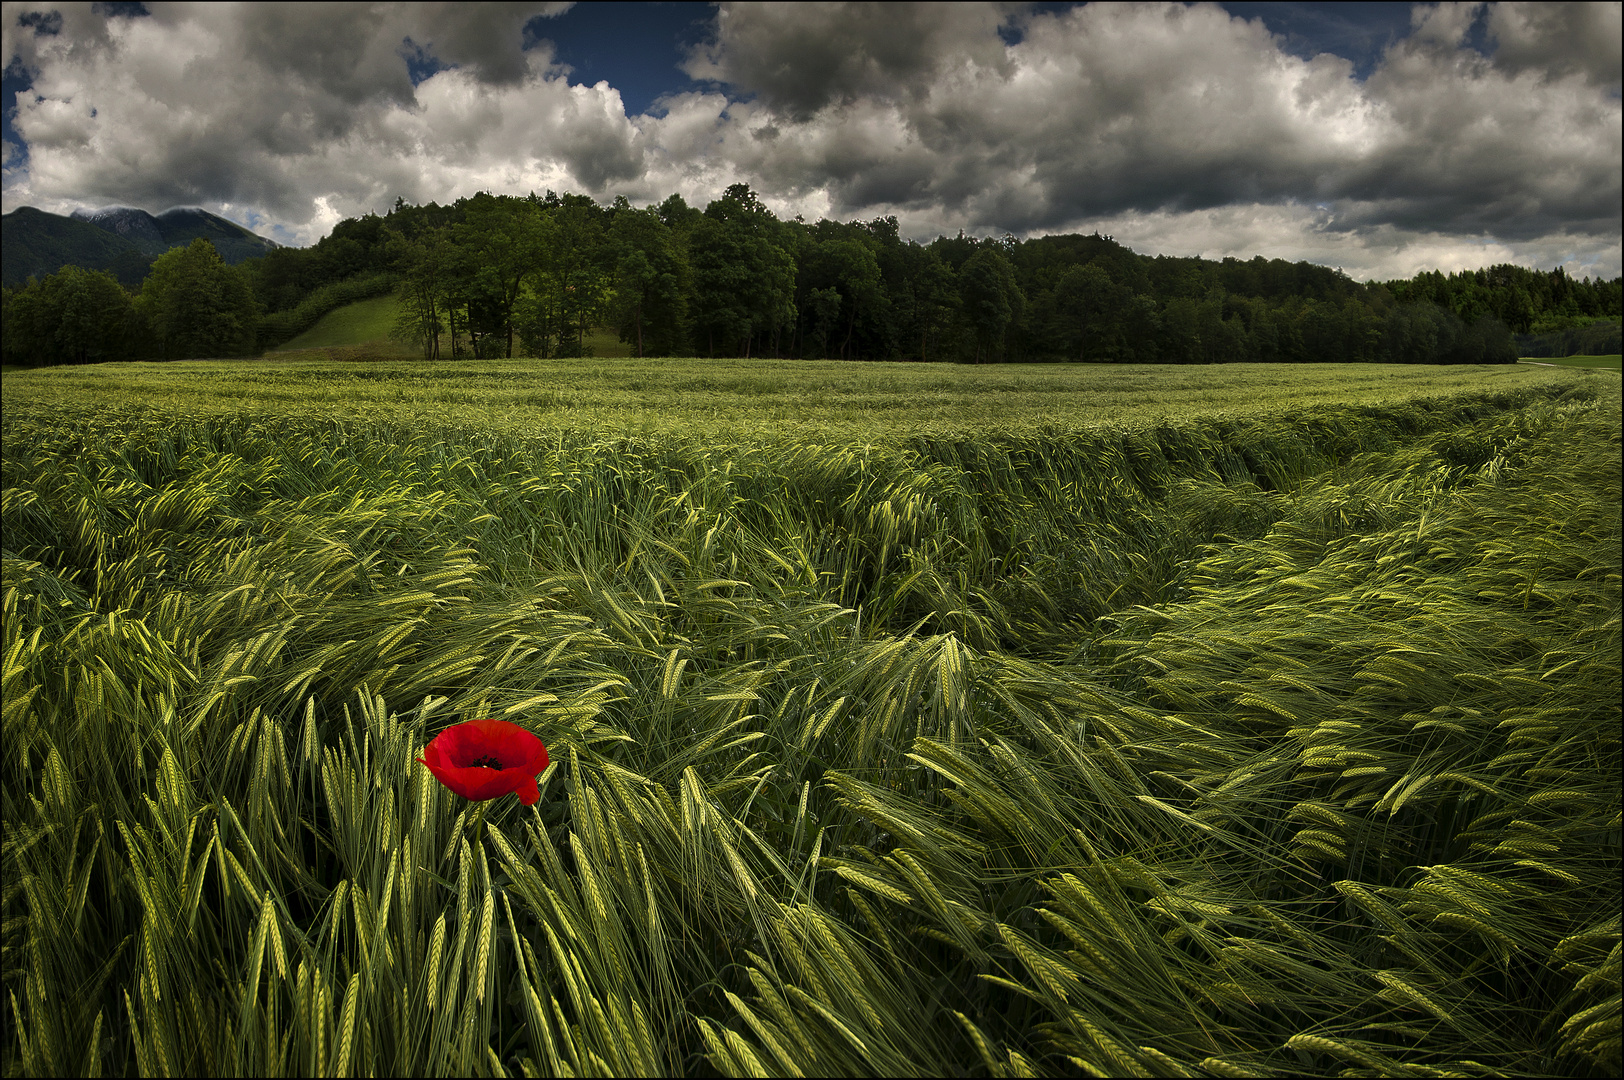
top-left (1, 239), bottom-right (259, 367)
top-left (4, 184), bottom-right (1620, 366)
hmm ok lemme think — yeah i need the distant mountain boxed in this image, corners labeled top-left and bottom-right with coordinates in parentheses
top-left (70, 206), bottom-right (168, 255)
top-left (2, 204), bottom-right (279, 287)
top-left (1, 206), bottom-right (151, 287)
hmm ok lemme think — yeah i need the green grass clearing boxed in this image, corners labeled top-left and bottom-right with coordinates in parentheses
top-left (273, 292), bottom-right (401, 350)
top-left (267, 293), bottom-right (637, 358)
top-left (583, 324), bottom-right (634, 357)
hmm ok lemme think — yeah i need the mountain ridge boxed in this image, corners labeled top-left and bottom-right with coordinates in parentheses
top-left (3, 204), bottom-right (279, 287)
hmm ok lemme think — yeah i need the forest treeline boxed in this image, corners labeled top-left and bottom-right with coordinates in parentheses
top-left (4, 184), bottom-right (1619, 367)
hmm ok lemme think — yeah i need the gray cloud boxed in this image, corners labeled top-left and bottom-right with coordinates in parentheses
top-left (403, 1), bottom-right (573, 85)
top-left (1341, 4), bottom-right (1621, 241)
top-left (1, 1), bottom-right (1617, 279)
top-left (670, 1), bottom-right (1619, 270)
top-left (1488, 1), bottom-right (1622, 88)
top-left (2, 0), bottom-right (581, 228)
top-left (681, 2), bottom-right (1012, 119)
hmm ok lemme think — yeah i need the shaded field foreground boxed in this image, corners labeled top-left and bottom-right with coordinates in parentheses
top-left (2, 380), bottom-right (1620, 1076)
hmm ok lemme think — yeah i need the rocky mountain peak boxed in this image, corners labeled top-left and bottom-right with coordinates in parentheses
top-left (69, 206), bottom-right (167, 249)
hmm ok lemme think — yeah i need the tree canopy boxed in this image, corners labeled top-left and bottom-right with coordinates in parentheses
top-left (6, 184), bottom-right (1619, 368)
top-left (138, 238), bottom-right (259, 360)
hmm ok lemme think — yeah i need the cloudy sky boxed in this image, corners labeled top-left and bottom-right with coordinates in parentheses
top-left (2, 1), bottom-right (1619, 280)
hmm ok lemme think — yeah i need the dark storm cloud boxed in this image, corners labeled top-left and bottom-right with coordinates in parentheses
top-left (1335, 4), bottom-right (1622, 241)
top-left (1487, 1), bottom-right (1622, 87)
top-left (402, 1), bottom-right (571, 85)
top-left (694, 2), bottom-right (1618, 243)
top-left (681, 2), bottom-right (1011, 119)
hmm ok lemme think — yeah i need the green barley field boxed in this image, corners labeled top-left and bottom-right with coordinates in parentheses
top-left (3, 359), bottom-right (1619, 1078)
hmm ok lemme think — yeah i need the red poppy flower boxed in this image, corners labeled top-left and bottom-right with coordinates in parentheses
top-left (417, 718), bottom-right (550, 805)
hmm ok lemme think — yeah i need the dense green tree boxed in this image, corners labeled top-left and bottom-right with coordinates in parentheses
top-left (455, 193), bottom-right (544, 357)
top-left (240, 246), bottom-right (313, 313)
top-left (803, 286), bottom-right (844, 358)
top-left (1159, 297), bottom-right (1203, 364)
top-left (1052, 264), bottom-right (1123, 361)
top-left (389, 225), bottom-right (459, 360)
top-left (655, 192), bottom-right (703, 232)
top-left (1121, 294), bottom-right (1162, 363)
top-left (928, 231), bottom-right (985, 274)
top-left (51, 182), bottom-right (1593, 367)
top-left (516, 195), bottom-right (612, 358)
top-left (607, 203), bottom-right (690, 357)
top-left (1199, 291), bottom-right (1249, 364)
top-left (1, 265), bottom-right (146, 366)
top-left (137, 239), bottom-right (257, 359)
top-left (689, 214), bottom-right (755, 357)
top-left (796, 227), bottom-right (883, 360)
top-left (1516, 318), bottom-right (1620, 357)
top-left (691, 185), bottom-right (796, 357)
top-left (887, 241), bottom-right (957, 361)
top-left (1384, 263), bottom-right (1618, 335)
top-left (957, 248), bottom-right (1024, 363)
top-left (1296, 299), bottom-right (1348, 363)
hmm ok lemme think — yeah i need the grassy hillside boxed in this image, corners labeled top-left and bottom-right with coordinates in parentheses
top-left (274, 293), bottom-right (401, 350)
top-left (583, 325), bottom-right (634, 357)
top-left (272, 293), bottom-right (638, 358)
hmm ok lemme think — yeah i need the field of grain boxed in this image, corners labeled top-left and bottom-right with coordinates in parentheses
top-left (5, 357), bottom-right (1597, 438)
top-left (3, 360), bottom-right (1618, 1077)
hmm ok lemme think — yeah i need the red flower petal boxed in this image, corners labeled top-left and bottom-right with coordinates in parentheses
top-left (417, 718), bottom-right (549, 804)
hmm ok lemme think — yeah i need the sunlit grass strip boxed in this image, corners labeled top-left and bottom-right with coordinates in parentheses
top-left (2, 357), bottom-right (1608, 440)
top-left (1518, 355), bottom-right (1622, 371)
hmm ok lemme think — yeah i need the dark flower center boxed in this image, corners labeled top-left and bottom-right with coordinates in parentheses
top-left (469, 755), bottom-right (506, 770)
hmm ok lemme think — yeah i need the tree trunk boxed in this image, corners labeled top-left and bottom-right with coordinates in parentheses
top-left (429, 295), bottom-right (439, 359)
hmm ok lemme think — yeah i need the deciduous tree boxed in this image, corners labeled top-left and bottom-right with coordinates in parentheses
top-left (1, 265), bottom-right (146, 366)
top-left (957, 248), bottom-right (1024, 363)
top-left (137, 239), bottom-right (257, 359)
